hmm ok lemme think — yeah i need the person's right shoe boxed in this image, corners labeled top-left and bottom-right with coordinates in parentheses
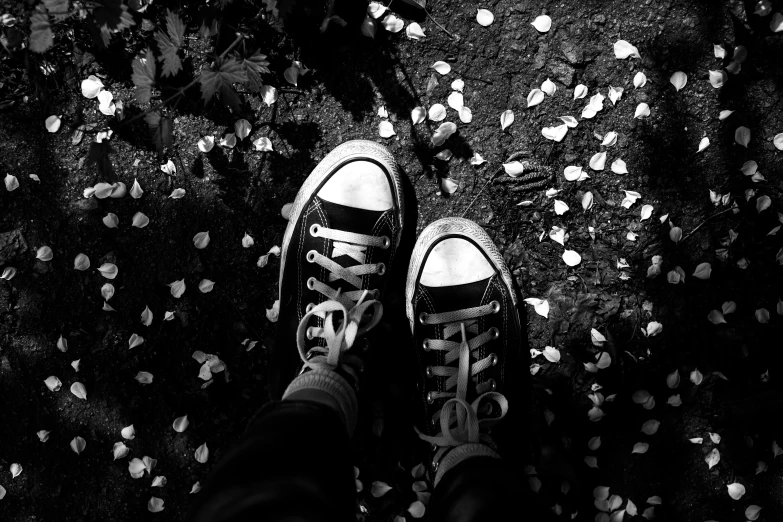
top-left (405, 218), bottom-right (523, 485)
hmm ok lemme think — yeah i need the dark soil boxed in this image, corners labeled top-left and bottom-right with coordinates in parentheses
top-left (1, 0), bottom-right (783, 521)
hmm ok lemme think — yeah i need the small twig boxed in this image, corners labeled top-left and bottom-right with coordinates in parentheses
top-left (680, 207), bottom-right (735, 243)
top-left (425, 8), bottom-right (459, 40)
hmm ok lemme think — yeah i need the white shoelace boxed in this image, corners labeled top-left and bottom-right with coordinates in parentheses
top-left (416, 303), bottom-right (508, 450)
top-left (295, 225), bottom-right (386, 379)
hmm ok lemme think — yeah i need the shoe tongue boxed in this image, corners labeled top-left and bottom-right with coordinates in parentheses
top-left (318, 198), bottom-right (385, 236)
top-left (421, 277), bottom-right (494, 314)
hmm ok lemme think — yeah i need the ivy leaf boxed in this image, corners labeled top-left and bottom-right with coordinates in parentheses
top-left (29, 12), bottom-right (54, 53)
top-left (44, 0), bottom-right (69, 22)
top-left (155, 10), bottom-right (185, 77)
top-left (131, 50), bottom-right (156, 105)
top-left (241, 50), bottom-right (270, 93)
top-left (155, 31), bottom-right (181, 77)
top-left (199, 58), bottom-right (247, 112)
top-left (165, 10), bottom-right (186, 47)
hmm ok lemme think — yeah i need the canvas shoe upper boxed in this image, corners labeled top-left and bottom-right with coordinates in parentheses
top-left (405, 217), bottom-right (523, 482)
top-left (269, 140), bottom-right (404, 401)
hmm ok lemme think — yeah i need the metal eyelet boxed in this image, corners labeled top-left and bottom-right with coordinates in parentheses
top-left (380, 236), bottom-right (391, 249)
top-left (306, 327), bottom-right (315, 340)
top-left (305, 349), bottom-right (315, 360)
top-left (426, 392), bottom-right (434, 404)
top-left (488, 378), bottom-right (497, 391)
top-left (490, 353), bottom-right (498, 366)
top-left (377, 263), bottom-right (386, 276)
top-left (490, 300), bottom-right (501, 313)
top-left (309, 224), bottom-right (321, 237)
top-left (425, 366), bottom-right (433, 378)
top-left (306, 250), bottom-right (317, 263)
top-left (422, 339), bottom-right (431, 351)
top-left (489, 327), bottom-right (500, 339)
top-left (305, 303), bottom-right (315, 313)
top-left (419, 312), bottom-right (428, 325)
top-left (307, 277), bottom-right (316, 290)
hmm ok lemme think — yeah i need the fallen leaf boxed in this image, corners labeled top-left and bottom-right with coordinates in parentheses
top-left (690, 368), bottom-right (703, 385)
top-left (668, 394), bottom-right (682, 407)
top-left (10, 463), bottom-right (22, 478)
top-left (169, 188), bottom-right (186, 199)
top-left (756, 308), bottom-right (770, 323)
top-left (371, 481), bottom-right (393, 498)
top-left (169, 279), bottom-right (185, 298)
top-left (503, 161), bottom-right (525, 176)
top-left (563, 166), bottom-right (584, 181)
top-left (634, 71), bottom-right (647, 88)
top-left (378, 121), bottom-right (395, 138)
top-left (632, 442), bottom-right (649, 454)
top-left (582, 191), bottom-right (594, 211)
top-left (431, 61), bottom-right (451, 75)
top-left (260, 85), bottom-right (277, 106)
top-left (458, 106), bottom-right (472, 123)
top-left (634, 103), bottom-right (650, 118)
top-left (560, 116), bottom-right (578, 128)
top-left (132, 212), bottom-right (150, 228)
top-left (381, 14), bottom-right (404, 33)
top-left (266, 299), bottom-right (280, 322)
top-left (641, 420), bottom-right (660, 435)
top-left (253, 137), bottom-right (273, 151)
top-left (45, 115), bottom-right (61, 133)
top-left (543, 346), bottom-right (560, 363)
top-left (148, 497), bottom-right (164, 513)
top-left (408, 500), bottom-right (426, 518)
top-left (527, 89), bottom-right (545, 108)
top-left (574, 84), bottom-right (588, 99)
top-left (614, 40), bottom-right (640, 59)
top-left (692, 262), bottom-right (711, 280)
top-left (610, 158), bottom-right (628, 174)
top-left (367, 2), bottom-right (387, 18)
top-left (746, 505), bottom-right (762, 521)
top-left (709, 432), bottom-right (721, 444)
top-left (195, 442), bottom-right (209, 463)
top-left (122, 425), bottom-right (136, 440)
top-left (585, 456), bottom-right (598, 468)
top-left (190, 481), bottom-right (202, 494)
top-left (774, 133), bottom-right (783, 150)
top-left (112, 441), bottom-right (129, 460)
top-left (531, 15), bottom-right (552, 32)
top-left (589, 152), bottom-right (607, 171)
top-left (431, 122), bottom-right (457, 146)
top-left (719, 109), bottom-right (734, 120)
top-left (621, 190), bottom-right (641, 209)
top-left (405, 22), bottom-right (426, 40)
top-left (563, 250), bottom-right (581, 267)
top-left (152, 476), bottom-right (167, 487)
top-left (541, 79), bottom-right (556, 96)
top-left (707, 310), bottom-right (726, 325)
top-left (554, 200), bottom-right (569, 215)
top-left (45, 375), bottom-right (62, 391)
top-left (198, 279), bottom-right (215, 293)
top-left (193, 231), bottom-right (210, 249)
top-left (523, 298), bottom-right (549, 318)
top-left (645, 321), bottom-right (663, 337)
top-left (727, 482), bottom-right (745, 500)
top-left (129, 333), bottom-right (144, 349)
top-left (81, 75), bottom-right (104, 98)
top-left (97, 263), bottom-right (118, 279)
top-left (451, 79), bottom-right (464, 92)
top-left (411, 106), bottom-right (426, 124)
top-left (708, 70), bottom-right (727, 88)
top-left (234, 119), bottom-right (251, 140)
top-left (735, 126), bottom-right (751, 147)
top-left (36, 246), bottom-right (53, 261)
top-left (70, 381), bottom-right (87, 400)
top-left (756, 195), bottom-right (771, 213)
top-left (542, 124), bottom-right (568, 142)
top-left (705, 448), bottom-right (720, 469)
top-left (447, 92), bottom-right (463, 110)
top-left (135, 371), bottom-right (153, 384)
top-left (670, 71), bottom-right (687, 91)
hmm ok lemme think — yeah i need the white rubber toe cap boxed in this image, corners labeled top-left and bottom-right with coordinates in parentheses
top-left (317, 160), bottom-right (393, 211)
top-left (420, 238), bottom-right (495, 287)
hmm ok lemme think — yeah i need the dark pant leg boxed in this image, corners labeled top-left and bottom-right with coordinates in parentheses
top-left (427, 457), bottom-right (527, 522)
top-left (191, 400), bottom-right (355, 522)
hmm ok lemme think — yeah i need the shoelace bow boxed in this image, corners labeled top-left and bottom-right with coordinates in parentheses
top-left (416, 303), bottom-right (508, 449)
top-left (295, 225), bottom-right (386, 379)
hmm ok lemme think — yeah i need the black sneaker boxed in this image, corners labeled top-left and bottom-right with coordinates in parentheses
top-left (405, 217), bottom-right (523, 483)
top-left (269, 140), bottom-right (405, 401)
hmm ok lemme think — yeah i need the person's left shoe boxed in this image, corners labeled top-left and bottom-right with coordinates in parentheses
top-left (269, 140), bottom-right (405, 434)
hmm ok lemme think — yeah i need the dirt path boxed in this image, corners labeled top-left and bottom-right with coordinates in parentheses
top-left (1, 0), bottom-right (782, 520)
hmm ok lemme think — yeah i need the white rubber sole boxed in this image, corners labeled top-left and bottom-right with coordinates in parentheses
top-left (405, 217), bottom-right (518, 332)
top-left (279, 140), bottom-right (404, 297)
